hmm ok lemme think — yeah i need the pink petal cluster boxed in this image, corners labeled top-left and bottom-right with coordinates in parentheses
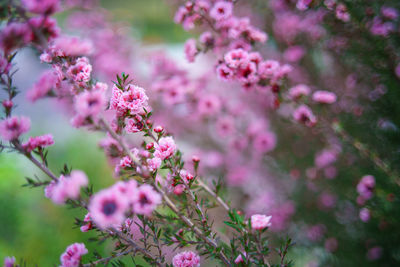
top-left (0, 116), bottom-right (31, 141)
top-left (357, 175), bottom-right (375, 200)
top-left (110, 84), bottom-right (149, 117)
top-left (3, 256), bottom-right (15, 267)
top-left (251, 214), bottom-right (272, 230)
top-left (27, 70), bottom-right (59, 102)
top-left (172, 251), bottom-right (200, 267)
top-left (312, 90), bottom-right (337, 104)
top-left (210, 1), bottom-right (233, 21)
top-left (293, 105), bottom-right (317, 127)
top-left (45, 170), bottom-right (88, 204)
top-left (288, 84), bottom-right (310, 100)
top-left (46, 36), bottom-right (94, 58)
top-left (184, 38), bottom-right (198, 63)
top-left (0, 22), bottom-right (32, 55)
top-left (80, 213), bottom-right (93, 232)
top-left (89, 181), bottom-right (161, 229)
top-left (22, 134), bottom-right (54, 153)
top-left (74, 89), bottom-right (106, 118)
top-left (60, 243), bottom-right (88, 267)
top-left (359, 207), bottom-right (371, 222)
top-left (253, 131), bottom-right (277, 153)
top-left (66, 57), bottom-right (92, 86)
top-left (154, 136), bottom-right (177, 160)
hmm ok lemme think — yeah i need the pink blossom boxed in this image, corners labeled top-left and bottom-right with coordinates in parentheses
top-left (210, 1), bottom-right (233, 21)
top-left (227, 166), bottom-right (248, 186)
top-left (306, 224), bottom-right (326, 242)
top-left (89, 186), bottom-right (128, 229)
top-left (234, 253), bottom-right (247, 264)
top-left (60, 243), bottom-right (88, 267)
top-left (27, 70), bottom-right (58, 102)
top-left (47, 170), bottom-right (88, 204)
top-left (29, 16), bottom-right (60, 42)
top-left (0, 22), bottom-right (32, 55)
top-left (110, 84), bottom-right (149, 117)
top-left (359, 207), bottom-right (370, 222)
top-left (22, 134), bottom-right (54, 153)
top-left (284, 46), bottom-right (305, 62)
top-left (253, 131), bottom-right (277, 153)
top-left (237, 61), bottom-right (259, 84)
top-left (288, 84), bottom-right (310, 100)
top-left (22, 0), bottom-right (60, 14)
top-left (80, 213), bottom-right (92, 232)
top-left (154, 136), bottom-right (176, 160)
top-left (293, 105), bottom-right (317, 127)
top-left (216, 64), bottom-right (234, 81)
top-left (296, 0), bottom-right (312, 11)
top-left (224, 49), bottom-right (249, 69)
top-left (381, 7), bottom-right (398, 20)
top-left (312, 90), bottom-right (337, 104)
top-left (147, 157), bottom-right (162, 172)
top-left (197, 94), bottom-right (221, 116)
top-left (179, 169), bottom-right (194, 183)
top-left (199, 31), bottom-right (214, 47)
top-left (216, 116), bottom-right (235, 137)
top-left (184, 39), bottom-right (197, 63)
top-left (74, 90), bottom-right (106, 118)
top-left (357, 175), bottom-right (375, 200)
top-left (335, 4), bottom-right (350, 22)
top-left (3, 256), bottom-right (15, 267)
top-left (396, 64), bottom-right (400, 79)
top-left (315, 149), bottom-right (337, 168)
top-left (251, 214), bottom-right (272, 230)
top-left (125, 118), bottom-right (144, 133)
top-left (132, 184), bottom-right (161, 216)
top-left (0, 116), bottom-right (31, 141)
top-left (258, 60), bottom-right (280, 79)
top-left (66, 57), bottom-right (92, 85)
top-left (367, 246), bottom-right (383, 261)
top-left (172, 251), bottom-right (200, 267)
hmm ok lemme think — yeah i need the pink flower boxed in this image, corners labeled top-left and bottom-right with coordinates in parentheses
top-left (357, 175), bottom-right (375, 200)
top-left (258, 60), bottom-right (280, 79)
top-left (47, 170), bottom-right (88, 204)
top-left (199, 31), bottom-right (214, 47)
top-left (284, 46), bottom-right (305, 62)
top-left (253, 131), bottom-right (277, 153)
top-left (288, 84), bottom-right (310, 100)
top-left (293, 105), bottom-right (317, 127)
top-left (28, 16), bottom-right (60, 42)
top-left (0, 22), bottom-right (32, 55)
top-left (184, 39), bottom-right (198, 63)
top-left (234, 253), bottom-right (247, 264)
top-left (224, 49), bottom-right (249, 69)
top-left (216, 116), bottom-right (235, 137)
top-left (381, 7), bottom-right (398, 20)
top-left (395, 64), bottom-right (400, 79)
top-left (22, 0), bottom-right (60, 14)
top-left (60, 243), bottom-right (88, 267)
top-left (335, 4), bottom-right (350, 22)
top-left (74, 90), bottom-right (106, 118)
top-left (80, 213), bottom-right (92, 232)
top-left (210, 1), bottom-right (233, 21)
top-left (312, 90), bottom-right (337, 104)
top-left (27, 70), bottom-right (58, 102)
top-left (0, 116), bottom-right (30, 141)
top-left (367, 246), bottom-right (383, 261)
top-left (66, 57), bottom-right (92, 85)
top-left (251, 214), bottom-right (272, 230)
top-left (216, 64), bottom-right (234, 81)
top-left (89, 186), bottom-right (128, 229)
top-left (147, 157), bottom-right (162, 172)
top-left (125, 118), bottom-right (144, 133)
top-left (315, 149), bottom-right (337, 168)
top-left (197, 94), bottom-right (221, 116)
top-left (22, 134), bottom-right (54, 153)
top-left (132, 184), bottom-right (161, 216)
top-left (172, 251), bottom-right (200, 267)
top-left (359, 208), bottom-right (371, 222)
top-left (110, 84), bottom-right (149, 117)
top-left (154, 136), bottom-right (177, 160)
top-left (3, 256), bottom-right (16, 267)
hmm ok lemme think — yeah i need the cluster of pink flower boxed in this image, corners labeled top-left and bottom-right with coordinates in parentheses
top-left (356, 175), bottom-right (375, 222)
top-left (369, 6), bottom-right (398, 37)
top-left (59, 243), bottom-right (88, 267)
top-left (88, 180), bottom-right (161, 229)
top-left (172, 251), bottom-right (201, 267)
